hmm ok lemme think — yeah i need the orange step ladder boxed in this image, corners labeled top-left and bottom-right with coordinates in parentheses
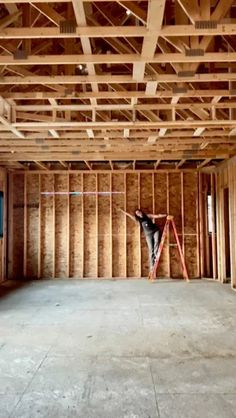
top-left (150, 215), bottom-right (189, 282)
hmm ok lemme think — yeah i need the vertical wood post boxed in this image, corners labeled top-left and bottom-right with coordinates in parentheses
top-left (96, 173), bottom-right (99, 277)
top-left (67, 173), bottom-right (70, 278)
top-left (124, 172), bottom-right (127, 277)
top-left (181, 172), bottom-right (185, 256)
top-left (110, 172), bottom-right (113, 278)
top-left (23, 173), bottom-right (27, 278)
top-left (211, 172), bottom-right (217, 279)
top-left (138, 172), bottom-right (141, 277)
top-left (37, 174), bottom-right (41, 279)
top-left (166, 172), bottom-right (170, 277)
top-left (52, 174), bottom-right (55, 278)
top-left (196, 172), bottom-right (200, 278)
top-left (81, 173), bottom-right (84, 278)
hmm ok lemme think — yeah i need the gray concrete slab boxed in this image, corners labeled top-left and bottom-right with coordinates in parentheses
top-left (0, 279), bottom-right (235, 418)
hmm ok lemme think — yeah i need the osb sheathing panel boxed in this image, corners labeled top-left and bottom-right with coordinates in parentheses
top-left (112, 174), bottom-right (125, 277)
top-left (55, 174), bottom-right (68, 278)
top-left (83, 174), bottom-right (97, 277)
top-left (98, 173), bottom-right (111, 277)
top-left (41, 174), bottom-right (54, 278)
top-left (126, 173), bottom-right (139, 277)
top-left (70, 174), bottom-right (83, 277)
top-left (8, 171), bottom-right (199, 279)
top-left (0, 169), bottom-right (6, 282)
top-left (10, 174), bottom-right (24, 279)
top-left (140, 173), bottom-right (153, 276)
top-left (26, 174), bottom-right (39, 278)
top-left (183, 172), bottom-right (198, 278)
top-left (154, 173), bottom-right (168, 277)
top-left (216, 159), bottom-right (236, 288)
top-left (169, 173), bottom-right (182, 278)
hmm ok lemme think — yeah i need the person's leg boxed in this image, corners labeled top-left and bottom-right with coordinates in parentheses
top-left (153, 230), bottom-right (160, 265)
top-left (145, 233), bottom-right (154, 271)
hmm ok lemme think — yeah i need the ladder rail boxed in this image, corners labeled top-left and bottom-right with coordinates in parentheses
top-left (151, 216), bottom-right (189, 282)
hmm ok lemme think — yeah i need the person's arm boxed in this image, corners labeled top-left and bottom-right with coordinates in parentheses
top-left (118, 208), bottom-right (136, 222)
top-left (147, 213), bottom-right (167, 220)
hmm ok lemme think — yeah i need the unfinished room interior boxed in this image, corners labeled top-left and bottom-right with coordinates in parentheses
top-left (0, 0), bottom-right (236, 417)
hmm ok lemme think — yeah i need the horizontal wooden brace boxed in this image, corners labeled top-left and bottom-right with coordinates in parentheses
top-left (0, 73), bottom-right (235, 85)
top-left (0, 151), bottom-right (229, 161)
top-left (1, 23), bottom-right (236, 39)
top-left (0, 90), bottom-right (233, 100)
top-left (14, 101), bottom-right (236, 112)
top-left (1, 52), bottom-right (236, 66)
top-left (8, 120), bottom-right (236, 129)
top-left (0, 130), bottom-right (230, 140)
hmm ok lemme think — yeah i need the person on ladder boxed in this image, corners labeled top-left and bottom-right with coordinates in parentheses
top-left (119, 209), bottom-right (167, 278)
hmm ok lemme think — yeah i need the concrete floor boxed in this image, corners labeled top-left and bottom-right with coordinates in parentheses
top-left (0, 279), bottom-right (236, 418)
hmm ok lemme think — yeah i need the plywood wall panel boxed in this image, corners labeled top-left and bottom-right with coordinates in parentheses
top-left (70, 174), bottom-right (83, 277)
top-left (8, 171), bottom-right (200, 280)
top-left (169, 173), bottom-right (182, 278)
top-left (26, 174), bottom-right (39, 278)
top-left (98, 173), bottom-right (111, 277)
top-left (185, 235), bottom-right (198, 278)
top-left (140, 173), bottom-right (153, 276)
top-left (55, 174), bottom-right (68, 278)
top-left (83, 174), bottom-right (97, 277)
top-left (41, 174), bottom-right (54, 278)
top-left (126, 173), bottom-right (139, 277)
top-left (0, 169), bottom-right (6, 282)
top-left (183, 172), bottom-right (198, 278)
top-left (154, 173), bottom-right (168, 277)
top-left (216, 158), bottom-right (236, 288)
top-left (112, 174), bottom-right (125, 277)
top-left (184, 172), bottom-right (197, 235)
top-left (11, 174), bottom-right (24, 279)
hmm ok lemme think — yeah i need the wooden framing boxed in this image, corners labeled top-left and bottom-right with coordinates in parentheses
top-left (215, 156), bottom-right (236, 289)
top-left (7, 170), bottom-right (199, 280)
top-left (1, 1), bottom-right (236, 288)
top-left (0, 169), bottom-right (7, 282)
top-left (0, 1), bottom-right (235, 170)
top-left (38, 174), bottom-right (41, 279)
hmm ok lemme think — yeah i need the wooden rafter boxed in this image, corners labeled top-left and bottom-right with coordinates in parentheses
top-left (0, 0), bottom-right (235, 169)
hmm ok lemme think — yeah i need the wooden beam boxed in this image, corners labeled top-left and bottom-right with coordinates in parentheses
top-left (34, 161), bottom-right (49, 170)
top-left (154, 159), bottom-right (161, 169)
top-left (0, 11), bottom-right (22, 30)
top-left (37, 174), bottom-right (41, 279)
top-left (84, 160), bottom-right (92, 170)
top-left (0, 151), bottom-right (228, 162)
top-left (118, 1), bottom-right (147, 24)
top-left (193, 127), bottom-right (205, 137)
top-left (198, 158), bottom-right (212, 168)
top-left (0, 115), bottom-right (24, 138)
top-left (2, 89), bottom-right (236, 99)
top-left (16, 101), bottom-right (236, 113)
top-left (1, 24), bottom-right (236, 39)
top-left (176, 159), bottom-right (186, 169)
top-left (3, 51), bottom-right (236, 66)
top-left (177, 0), bottom-right (200, 23)
top-left (59, 160), bottom-right (68, 168)
top-left (10, 119), bottom-right (236, 129)
top-left (133, 0), bottom-right (166, 81)
top-left (23, 173), bottom-right (27, 278)
top-left (1, 72), bottom-right (236, 85)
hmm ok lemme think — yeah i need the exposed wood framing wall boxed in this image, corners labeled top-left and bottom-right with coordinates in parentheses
top-left (198, 171), bottom-right (217, 280)
top-left (216, 157), bottom-right (236, 289)
top-left (0, 169), bottom-right (6, 282)
top-left (8, 170), bottom-right (199, 279)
